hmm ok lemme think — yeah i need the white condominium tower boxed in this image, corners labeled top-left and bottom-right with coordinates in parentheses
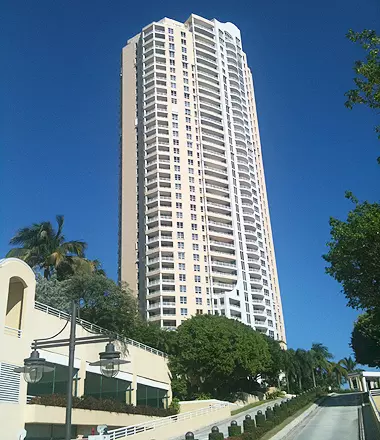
top-left (119, 14), bottom-right (286, 342)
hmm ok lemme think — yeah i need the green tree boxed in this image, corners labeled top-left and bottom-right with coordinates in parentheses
top-left (36, 272), bottom-right (140, 337)
top-left (6, 215), bottom-right (87, 279)
top-left (261, 337), bottom-right (286, 388)
top-left (351, 311), bottom-right (380, 368)
top-left (323, 195), bottom-right (380, 311)
top-left (345, 30), bottom-right (380, 143)
top-left (169, 314), bottom-right (271, 400)
top-left (327, 362), bottom-right (348, 388)
top-left (339, 356), bottom-right (358, 373)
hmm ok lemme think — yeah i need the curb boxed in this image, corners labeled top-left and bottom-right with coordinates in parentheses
top-left (269, 398), bottom-right (325, 440)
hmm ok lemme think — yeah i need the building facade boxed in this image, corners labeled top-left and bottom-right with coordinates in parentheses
top-left (0, 258), bottom-right (171, 439)
top-left (119, 14), bottom-right (286, 342)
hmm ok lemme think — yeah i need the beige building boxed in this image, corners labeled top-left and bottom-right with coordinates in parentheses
top-left (119, 14), bottom-right (286, 342)
top-left (0, 258), bottom-right (171, 440)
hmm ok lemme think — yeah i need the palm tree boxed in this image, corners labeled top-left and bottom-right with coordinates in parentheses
top-left (328, 362), bottom-right (348, 387)
top-left (339, 356), bottom-right (358, 373)
top-left (311, 342), bottom-right (333, 384)
top-left (6, 215), bottom-right (87, 279)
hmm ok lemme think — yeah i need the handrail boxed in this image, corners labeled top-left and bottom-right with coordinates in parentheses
top-left (108, 402), bottom-right (228, 439)
top-left (369, 390), bottom-right (380, 422)
top-left (34, 301), bottom-right (167, 358)
top-left (4, 326), bottom-right (22, 338)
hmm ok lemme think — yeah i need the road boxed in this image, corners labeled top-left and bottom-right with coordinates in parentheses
top-left (285, 393), bottom-right (361, 440)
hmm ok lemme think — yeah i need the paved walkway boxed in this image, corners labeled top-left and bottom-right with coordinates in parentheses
top-left (284, 393), bottom-right (361, 440)
top-left (171, 398), bottom-right (284, 440)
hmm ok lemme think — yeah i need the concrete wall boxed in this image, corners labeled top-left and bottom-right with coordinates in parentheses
top-left (0, 258), bottom-right (171, 440)
top-left (118, 405), bottom-right (231, 440)
top-left (25, 405), bottom-right (158, 429)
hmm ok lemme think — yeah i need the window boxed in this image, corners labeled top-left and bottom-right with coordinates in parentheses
top-left (188, 159), bottom-right (194, 165)
top-left (196, 298), bottom-right (203, 305)
top-left (194, 264), bottom-right (200, 271)
top-left (186, 124), bottom-right (191, 130)
top-left (172, 122), bottom-right (179, 129)
top-left (191, 223), bottom-right (197, 230)
top-left (196, 309), bottom-right (203, 315)
top-left (178, 262), bottom-right (185, 269)
top-left (181, 308), bottom-right (188, 316)
top-left (182, 47), bottom-right (187, 53)
top-left (176, 193), bottom-right (182, 199)
top-left (195, 286), bottom-right (202, 294)
top-left (172, 130), bottom-right (178, 137)
top-left (178, 252), bottom-right (185, 259)
top-left (188, 168), bottom-right (194, 174)
top-left (182, 62), bottom-right (188, 69)
top-left (192, 233), bottom-right (198, 240)
top-left (192, 243), bottom-right (199, 250)
top-left (179, 274), bottom-right (186, 281)
top-left (190, 204), bottom-right (196, 211)
top-left (195, 275), bottom-right (201, 282)
top-left (170, 59), bottom-right (175, 66)
top-left (189, 176), bottom-right (194, 183)
top-left (169, 43), bottom-right (175, 50)
top-left (190, 195), bottom-right (196, 201)
top-left (169, 51), bottom-right (175, 58)
top-left (180, 285), bottom-right (187, 292)
top-left (183, 70), bottom-right (188, 77)
top-left (171, 91), bottom-right (177, 97)
top-left (174, 165), bottom-right (181, 171)
top-left (184, 93), bottom-right (190, 99)
top-left (170, 74), bottom-right (176, 81)
top-left (170, 67), bottom-right (176, 73)
top-left (181, 31), bottom-right (186, 37)
top-left (185, 109), bottom-right (191, 115)
top-left (171, 98), bottom-right (177, 104)
top-left (178, 242), bottom-right (184, 249)
top-left (193, 254), bottom-right (200, 261)
top-left (177, 231), bottom-right (184, 239)
top-left (177, 222), bottom-right (183, 228)
top-left (191, 213), bottom-right (197, 220)
top-left (169, 35), bottom-right (174, 42)
top-left (185, 101), bottom-right (190, 108)
top-left (175, 183), bottom-right (181, 189)
top-left (168, 28), bottom-right (174, 34)
top-left (180, 296), bottom-right (187, 304)
top-left (176, 212), bottom-right (183, 218)
top-left (172, 113), bottom-right (178, 120)
top-left (176, 202), bottom-right (182, 210)
top-left (175, 174), bottom-right (181, 181)
top-left (171, 82), bottom-right (176, 89)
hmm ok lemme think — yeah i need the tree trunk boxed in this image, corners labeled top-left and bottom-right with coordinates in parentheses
top-left (285, 372), bottom-right (290, 393)
top-left (312, 369), bottom-right (316, 388)
top-left (298, 375), bottom-right (302, 391)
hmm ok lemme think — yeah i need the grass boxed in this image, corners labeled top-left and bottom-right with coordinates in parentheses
top-left (231, 400), bottom-right (268, 416)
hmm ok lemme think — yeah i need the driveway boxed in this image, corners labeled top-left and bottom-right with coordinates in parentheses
top-left (284, 393), bottom-right (361, 440)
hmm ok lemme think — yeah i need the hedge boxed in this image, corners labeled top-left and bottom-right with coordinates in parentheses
top-left (29, 394), bottom-right (177, 417)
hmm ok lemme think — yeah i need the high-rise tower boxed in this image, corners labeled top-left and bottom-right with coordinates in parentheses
top-left (119, 14), bottom-right (286, 342)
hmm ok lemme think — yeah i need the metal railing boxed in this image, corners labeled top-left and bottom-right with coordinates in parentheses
top-left (108, 402), bottom-right (228, 439)
top-left (34, 302), bottom-right (167, 358)
top-left (4, 326), bottom-right (22, 338)
top-left (369, 390), bottom-right (380, 423)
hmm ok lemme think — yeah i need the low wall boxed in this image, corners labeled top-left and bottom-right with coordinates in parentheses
top-left (179, 399), bottom-right (231, 413)
top-left (25, 405), bottom-right (157, 431)
top-left (117, 405), bottom-right (231, 440)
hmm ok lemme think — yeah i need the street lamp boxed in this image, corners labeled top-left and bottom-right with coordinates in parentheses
top-left (15, 300), bottom-right (130, 440)
top-left (15, 349), bottom-right (54, 384)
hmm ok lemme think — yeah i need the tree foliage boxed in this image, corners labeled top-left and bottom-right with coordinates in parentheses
top-left (324, 196), bottom-right (380, 311)
top-left (351, 311), bottom-right (380, 368)
top-left (345, 29), bottom-right (380, 143)
top-left (168, 314), bottom-right (271, 400)
top-left (6, 215), bottom-right (88, 279)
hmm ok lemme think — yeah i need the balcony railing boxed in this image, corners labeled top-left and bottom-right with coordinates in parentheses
top-left (4, 326), bottom-right (22, 338)
top-left (34, 301), bottom-right (167, 357)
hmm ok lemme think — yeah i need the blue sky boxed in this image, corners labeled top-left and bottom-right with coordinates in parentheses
top-left (1, 0), bottom-right (379, 361)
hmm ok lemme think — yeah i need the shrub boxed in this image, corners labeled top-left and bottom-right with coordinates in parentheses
top-left (28, 394), bottom-right (177, 417)
top-left (169, 397), bottom-right (180, 413)
top-left (265, 406), bottom-right (274, 420)
top-left (209, 430), bottom-right (224, 440)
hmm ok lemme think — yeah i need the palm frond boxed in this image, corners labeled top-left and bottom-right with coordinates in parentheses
top-left (60, 240), bottom-right (87, 257)
top-left (55, 215), bottom-right (65, 240)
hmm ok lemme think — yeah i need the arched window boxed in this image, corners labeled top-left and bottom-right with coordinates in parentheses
top-left (5, 277), bottom-right (26, 335)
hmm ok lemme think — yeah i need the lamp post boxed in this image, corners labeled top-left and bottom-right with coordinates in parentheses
top-left (15, 301), bottom-right (129, 440)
